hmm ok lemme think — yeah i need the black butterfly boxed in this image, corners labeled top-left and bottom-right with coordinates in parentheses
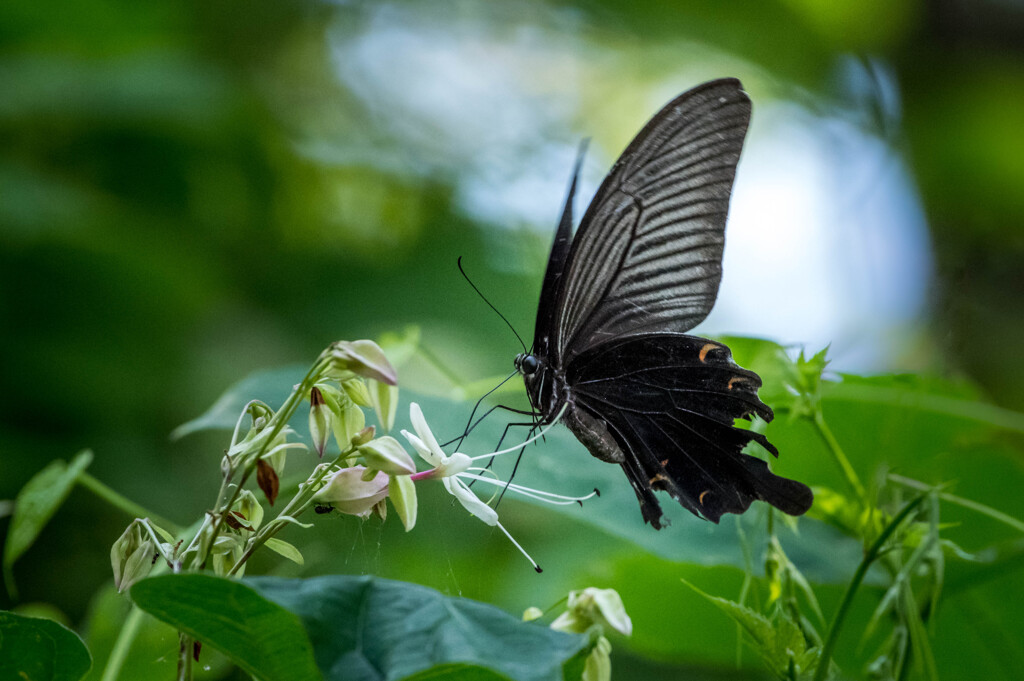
top-left (515, 78), bottom-right (813, 528)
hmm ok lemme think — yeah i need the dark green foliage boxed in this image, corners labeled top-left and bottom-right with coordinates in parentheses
top-left (0, 610), bottom-right (92, 681)
top-left (131, 574), bottom-right (593, 681)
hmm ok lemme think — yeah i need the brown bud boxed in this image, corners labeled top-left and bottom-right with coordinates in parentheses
top-left (225, 511), bottom-right (254, 532)
top-left (256, 458), bottom-right (279, 506)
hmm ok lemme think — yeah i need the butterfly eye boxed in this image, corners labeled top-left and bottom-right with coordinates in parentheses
top-left (517, 354), bottom-right (540, 375)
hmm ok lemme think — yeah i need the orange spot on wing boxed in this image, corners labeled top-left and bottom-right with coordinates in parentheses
top-left (727, 376), bottom-right (747, 390)
top-left (699, 343), bottom-right (719, 363)
top-left (699, 490), bottom-right (710, 506)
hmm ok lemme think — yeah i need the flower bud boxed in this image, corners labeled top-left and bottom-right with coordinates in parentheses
top-left (210, 534), bottom-right (244, 577)
top-left (582, 636), bottom-right (612, 681)
top-left (388, 473), bottom-right (417, 532)
top-left (313, 466), bottom-right (389, 517)
top-left (224, 511), bottom-right (254, 532)
top-left (372, 498), bottom-right (387, 522)
top-left (352, 425), bottom-right (376, 446)
top-left (309, 386), bottom-right (331, 457)
top-left (333, 399), bottom-right (366, 454)
top-left (360, 436), bottom-right (416, 476)
top-left (111, 520), bottom-right (155, 593)
top-left (522, 607), bottom-right (544, 622)
top-left (552, 588), bottom-right (632, 636)
top-left (233, 490), bottom-right (264, 532)
top-left (330, 340), bottom-right (398, 386)
top-left (343, 378), bottom-right (373, 407)
top-left (256, 458), bottom-right (280, 506)
top-left (369, 379), bottom-right (399, 433)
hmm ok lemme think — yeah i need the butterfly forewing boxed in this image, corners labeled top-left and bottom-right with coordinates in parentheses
top-left (550, 79), bottom-right (752, 363)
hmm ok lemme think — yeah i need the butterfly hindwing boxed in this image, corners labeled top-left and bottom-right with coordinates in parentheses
top-left (566, 333), bottom-right (813, 525)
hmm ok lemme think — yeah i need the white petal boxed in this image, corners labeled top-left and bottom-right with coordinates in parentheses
top-left (442, 452), bottom-right (472, 476)
top-left (401, 429), bottom-right (440, 467)
top-left (409, 403), bottom-right (442, 454)
top-left (591, 589), bottom-right (633, 636)
top-left (444, 477), bottom-right (498, 526)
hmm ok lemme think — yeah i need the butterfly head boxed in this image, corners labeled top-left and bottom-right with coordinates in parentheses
top-left (514, 353), bottom-right (540, 376)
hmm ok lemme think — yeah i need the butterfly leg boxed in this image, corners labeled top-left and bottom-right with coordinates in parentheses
top-left (448, 371), bottom-right (520, 450)
top-left (442, 403), bottom-right (537, 449)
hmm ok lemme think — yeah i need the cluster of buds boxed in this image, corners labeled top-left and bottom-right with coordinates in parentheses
top-left (306, 341), bottom-right (417, 530)
top-left (112, 338), bottom-right (600, 594)
top-left (110, 518), bottom-right (176, 592)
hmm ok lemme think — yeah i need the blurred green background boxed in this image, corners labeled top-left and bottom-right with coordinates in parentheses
top-left (3, 0), bottom-right (1024, 678)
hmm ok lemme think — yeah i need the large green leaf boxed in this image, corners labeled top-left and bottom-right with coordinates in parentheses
top-left (171, 366), bottom-right (306, 440)
top-left (246, 575), bottom-right (593, 681)
top-left (0, 610), bottom-right (91, 681)
top-left (3, 450), bottom-right (93, 595)
top-left (131, 574), bottom-right (322, 681)
top-left (82, 582), bottom-right (232, 681)
top-left (132, 573), bottom-right (590, 681)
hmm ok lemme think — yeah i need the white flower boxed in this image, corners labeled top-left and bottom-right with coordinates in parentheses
top-left (551, 587), bottom-right (633, 636)
top-left (403, 403), bottom-right (495, 523)
top-left (401, 402), bottom-right (596, 572)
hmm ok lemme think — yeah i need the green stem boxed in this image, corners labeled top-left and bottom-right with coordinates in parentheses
top-left (226, 445), bottom-right (357, 576)
top-left (813, 496), bottom-right (925, 681)
top-left (734, 515), bottom-right (753, 667)
top-left (177, 632), bottom-right (193, 681)
top-left (889, 474), bottom-right (1024, 534)
top-left (78, 472), bottom-right (182, 536)
top-left (100, 560), bottom-right (170, 681)
top-left (198, 357), bottom-right (329, 568)
top-left (99, 603), bottom-right (146, 681)
top-left (812, 411), bottom-right (866, 503)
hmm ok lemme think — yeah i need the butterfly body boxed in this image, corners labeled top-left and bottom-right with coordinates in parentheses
top-left (518, 79), bottom-right (813, 528)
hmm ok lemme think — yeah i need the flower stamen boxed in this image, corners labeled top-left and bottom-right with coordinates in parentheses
top-left (459, 472), bottom-right (600, 506)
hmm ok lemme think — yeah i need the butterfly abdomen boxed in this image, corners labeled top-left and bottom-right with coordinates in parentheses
top-left (563, 403), bottom-right (625, 464)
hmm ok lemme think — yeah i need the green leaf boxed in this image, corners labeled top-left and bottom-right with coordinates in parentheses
top-left (0, 610), bottom-right (92, 681)
top-left (716, 336), bottom-right (823, 417)
top-left (172, 366), bottom-right (306, 440)
top-left (681, 578), bottom-right (811, 678)
top-left (3, 450), bottom-right (93, 595)
top-left (130, 574), bottom-right (322, 681)
top-left (398, 664), bottom-right (512, 681)
top-left (81, 582), bottom-right (233, 681)
top-left (246, 575), bottom-right (593, 681)
top-left (827, 373), bottom-right (1024, 433)
top-left (264, 538), bottom-right (304, 566)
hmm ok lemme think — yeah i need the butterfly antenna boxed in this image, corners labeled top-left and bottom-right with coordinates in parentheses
top-left (457, 256), bottom-right (528, 354)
